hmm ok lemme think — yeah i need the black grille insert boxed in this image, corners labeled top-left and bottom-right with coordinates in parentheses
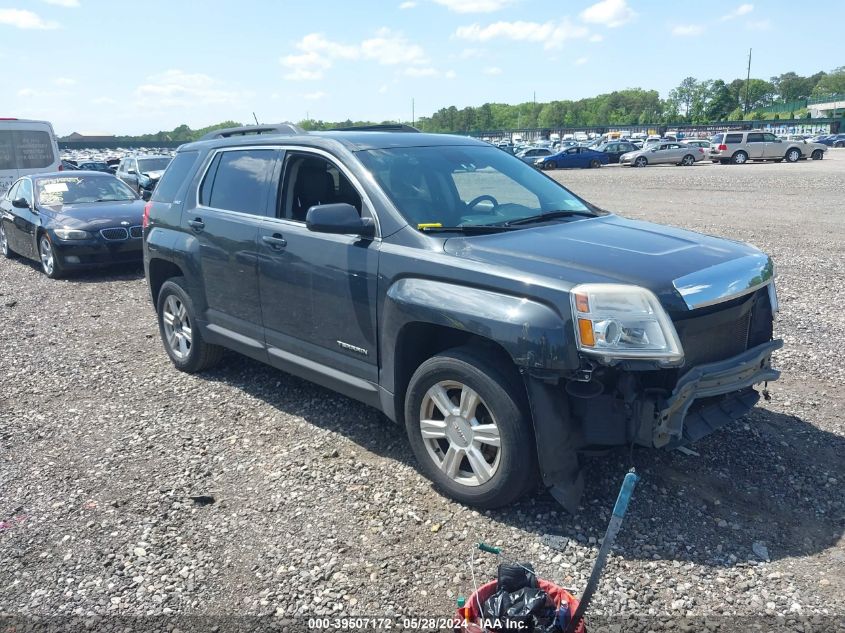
top-left (129, 225), bottom-right (143, 238)
top-left (100, 227), bottom-right (128, 241)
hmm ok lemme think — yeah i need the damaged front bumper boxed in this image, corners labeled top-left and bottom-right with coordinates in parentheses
top-left (649, 339), bottom-right (782, 447)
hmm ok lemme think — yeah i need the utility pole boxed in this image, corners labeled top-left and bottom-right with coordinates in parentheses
top-left (411, 98), bottom-right (415, 127)
top-left (744, 48), bottom-right (752, 115)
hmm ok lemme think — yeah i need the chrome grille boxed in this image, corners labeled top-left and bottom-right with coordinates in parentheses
top-left (129, 225), bottom-right (143, 238)
top-left (99, 227), bottom-right (129, 241)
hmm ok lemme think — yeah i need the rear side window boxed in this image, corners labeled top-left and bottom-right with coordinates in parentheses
top-left (151, 151), bottom-right (199, 203)
top-left (725, 133), bottom-right (743, 144)
top-left (0, 130), bottom-right (55, 170)
top-left (201, 149), bottom-right (276, 214)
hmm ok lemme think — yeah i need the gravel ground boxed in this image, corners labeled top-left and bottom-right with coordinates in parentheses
top-left (1, 150), bottom-right (844, 631)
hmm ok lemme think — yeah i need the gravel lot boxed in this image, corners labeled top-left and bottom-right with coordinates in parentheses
top-left (2, 150), bottom-right (844, 630)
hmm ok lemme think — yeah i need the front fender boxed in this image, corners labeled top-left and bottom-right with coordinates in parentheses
top-left (381, 278), bottom-right (577, 390)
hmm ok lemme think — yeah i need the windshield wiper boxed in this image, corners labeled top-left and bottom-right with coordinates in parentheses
top-left (419, 224), bottom-right (515, 234)
top-left (503, 209), bottom-right (595, 226)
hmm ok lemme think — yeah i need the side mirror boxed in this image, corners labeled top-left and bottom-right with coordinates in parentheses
top-left (306, 203), bottom-right (375, 238)
top-left (141, 190), bottom-right (152, 201)
top-left (12, 197), bottom-right (30, 209)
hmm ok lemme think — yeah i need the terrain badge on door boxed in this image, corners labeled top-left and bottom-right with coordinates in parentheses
top-left (336, 340), bottom-right (368, 356)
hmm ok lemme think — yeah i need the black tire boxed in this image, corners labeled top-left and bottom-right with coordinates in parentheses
top-left (589, 159), bottom-right (601, 169)
top-left (719, 159), bottom-right (730, 165)
top-left (834, 141), bottom-right (845, 148)
top-left (811, 149), bottom-right (823, 160)
top-left (731, 151), bottom-right (748, 165)
top-left (37, 233), bottom-right (64, 279)
top-left (0, 221), bottom-right (15, 259)
top-left (680, 154), bottom-right (695, 166)
top-left (156, 277), bottom-right (224, 373)
top-left (544, 161), bottom-right (557, 170)
top-left (634, 156), bottom-right (648, 167)
top-left (785, 148), bottom-right (801, 163)
top-left (404, 347), bottom-right (537, 509)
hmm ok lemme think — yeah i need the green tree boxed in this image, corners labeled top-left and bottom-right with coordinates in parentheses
top-left (706, 80), bottom-right (737, 121)
top-left (812, 67), bottom-right (845, 96)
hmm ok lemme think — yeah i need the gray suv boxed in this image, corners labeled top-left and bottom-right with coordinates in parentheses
top-left (709, 130), bottom-right (815, 164)
top-left (143, 125), bottom-right (781, 510)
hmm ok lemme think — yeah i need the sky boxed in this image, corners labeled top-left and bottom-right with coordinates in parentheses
top-left (2, 0), bottom-right (843, 136)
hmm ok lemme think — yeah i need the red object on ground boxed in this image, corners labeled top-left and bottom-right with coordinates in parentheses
top-left (456, 579), bottom-right (586, 633)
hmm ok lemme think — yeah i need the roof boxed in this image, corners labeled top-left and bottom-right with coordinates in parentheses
top-left (180, 131), bottom-right (487, 153)
top-left (29, 170), bottom-right (117, 179)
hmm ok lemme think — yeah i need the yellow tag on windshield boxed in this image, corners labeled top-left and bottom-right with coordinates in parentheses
top-left (417, 223), bottom-right (442, 230)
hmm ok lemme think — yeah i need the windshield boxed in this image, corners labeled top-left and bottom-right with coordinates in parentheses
top-left (357, 145), bottom-right (592, 228)
top-left (35, 175), bottom-right (137, 205)
top-left (137, 157), bottom-right (171, 173)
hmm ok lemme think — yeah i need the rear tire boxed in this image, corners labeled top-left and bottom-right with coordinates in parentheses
top-left (732, 151), bottom-right (748, 165)
top-left (544, 161), bottom-right (557, 170)
top-left (680, 154), bottom-right (695, 166)
top-left (634, 156), bottom-right (648, 167)
top-left (811, 149), bottom-right (823, 160)
top-left (589, 159), bottom-right (601, 168)
top-left (156, 277), bottom-right (224, 373)
top-left (784, 148), bottom-right (801, 163)
top-left (0, 222), bottom-right (15, 259)
top-left (404, 347), bottom-right (537, 509)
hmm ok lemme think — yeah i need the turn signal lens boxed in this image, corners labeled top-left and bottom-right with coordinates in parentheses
top-left (578, 318), bottom-right (595, 346)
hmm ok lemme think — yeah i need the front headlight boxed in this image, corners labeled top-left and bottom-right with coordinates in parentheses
top-left (53, 228), bottom-right (92, 240)
top-left (570, 283), bottom-right (684, 365)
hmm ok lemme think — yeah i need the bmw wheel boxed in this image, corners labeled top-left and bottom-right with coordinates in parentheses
top-left (0, 222), bottom-right (15, 259)
top-left (38, 233), bottom-right (63, 278)
top-left (404, 347), bottom-right (536, 508)
top-left (156, 277), bottom-right (224, 373)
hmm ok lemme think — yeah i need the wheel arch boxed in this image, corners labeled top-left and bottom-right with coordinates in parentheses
top-left (147, 257), bottom-right (186, 304)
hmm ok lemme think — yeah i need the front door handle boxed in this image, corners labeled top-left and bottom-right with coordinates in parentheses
top-left (262, 233), bottom-right (287, 250)
top-left (188, 218), bottom-right (205, 231)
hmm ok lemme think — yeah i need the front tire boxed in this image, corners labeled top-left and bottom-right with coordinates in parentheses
top-left (404, 347), bottom-right (537, 509)
top-left (543, 161), bottom-right (557, 170)
top-left (589, 159), bottom-right (601, 168)
top-left (634, 156), bottom-right (648, 167)
top-left (38, 233), bottom-right (63, 278)
top-left (156, 277), bottom-right (224, 373)
top-left (811, 149), bottom-right (823, 160)
top-left (785, 148), bottom-right (801, 163)
top-left (680, 154), bottom-right (695, 166)
top-left (732, 151), bottom-right (748, 165)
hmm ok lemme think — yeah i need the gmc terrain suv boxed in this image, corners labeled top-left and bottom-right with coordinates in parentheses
top-left (143, 124), bottom-right (781, 511)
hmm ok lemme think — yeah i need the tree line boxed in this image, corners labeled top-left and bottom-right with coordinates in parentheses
top-left (109, 66), bottom-right (845, 141)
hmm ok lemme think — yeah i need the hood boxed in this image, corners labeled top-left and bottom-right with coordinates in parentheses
top-left (443, 214), bottom-right (764, 313)
top-left (39, 199), bottom-right (146, 229)
top-left (141, 170), bottom-right (165, 180)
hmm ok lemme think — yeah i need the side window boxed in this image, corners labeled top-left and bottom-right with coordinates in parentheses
top-left (151, 151), bottom-right (198, 204)
top-left (747, 133), bottom-right (764, 143)
top-left (6, 180), bottom-right (20, 201)
top-left (725, 133), bottom-right (743, 144)
top-left (763, 133), bottom-right (778, 142)
top-left (202, 149), bottom-right (276, 215)
top-left (18, 179), bottom-right (33, 204)
top-left (280, 154), bottom-right (363, 222)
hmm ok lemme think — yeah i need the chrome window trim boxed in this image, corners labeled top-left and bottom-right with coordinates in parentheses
top-left (672, 253), bottom-right (774, 311)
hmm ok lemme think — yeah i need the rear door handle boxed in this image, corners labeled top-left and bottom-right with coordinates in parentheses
top-left (262, 233), bottom-right (287, 250)
top-left (188, 218), bottom-right (205, 231)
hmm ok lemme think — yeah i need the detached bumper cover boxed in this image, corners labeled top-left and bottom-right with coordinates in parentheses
top-left (652, 339), bottom-right (782, 447)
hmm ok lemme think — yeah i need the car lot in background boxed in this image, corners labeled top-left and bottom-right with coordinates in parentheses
top-left (597, 140), bottom-right (638, 163)
top-left (116, 154), bottom-right (172, 194)
top-left (709, 131), bottom-right (819, 164)
top-left (682, 139), bottom-right (710, 150)
top-left (535, 145), bottom-right (610, 169)
top-left (75, 159), bottom-right (111, 172)
top-left (620, 142), bottom-right (706, 167)
top-left (515, 147), bottom-right (554, 164)
top-left (0, 171), bottom-right (145, 277)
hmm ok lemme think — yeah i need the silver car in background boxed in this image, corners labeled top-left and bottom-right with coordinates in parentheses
top-left (620, 142), bottom-right (706, 167)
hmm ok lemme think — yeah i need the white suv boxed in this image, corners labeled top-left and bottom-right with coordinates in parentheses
top-left (709, 130), bottom-right (810, 165)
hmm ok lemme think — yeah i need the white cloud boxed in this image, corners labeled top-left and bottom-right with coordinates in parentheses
top-left (42, 0), bottom-right (80, 6)
top-left (455, 18), bottom-right (589, 49)
top-left (588, 33), bottom-right (604, 42)
top-left (399, 1), bottom-right (416, 7)
top-left (433, 0), bottom-right (517, 13)
top-left (302, 91), bottom-right (327, 100)
top-left (445, 70), bottom-right (457, 79)
top-left (671, 24), bottom-right (705, 36)
top-left (747, 19), bottom-right (771, 30)
top-left (280, 29), bottom-right (427, 81)
top-left (721, 3), bottom-right (753, 20)
top-left (378, 84), bottom-right (389, 94)
top-left (483, 66), bottom-right (502, 76)
top-left (579, 0), bottom-right (636, 28)
top-left (573, 56), bottom-right (588, 65)
top-left (135, 69), bottom-right (245, 108)
top-left (459, 47), bottom-right (485, 59)
top-left (54, 77), bottom-right (76, 86)
top-left (92, 97), bottom-right (117, 105)
top-left (17, 87), bottom-right (68, 98)
top-left (0, 9), bottom-right (60, 29)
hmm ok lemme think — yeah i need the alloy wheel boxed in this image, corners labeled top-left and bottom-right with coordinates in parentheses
top-left (418, 380), bottom-right (501, 487)
top-left (0, 224), bottom-right (7, 256)
top-left (162, 294), bottom-right (193, 360)
top-left (39, 237), bottom-right (54, 275)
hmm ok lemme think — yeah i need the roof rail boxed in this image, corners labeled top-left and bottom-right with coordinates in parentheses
top-left (199, 122), bottom-right (305, 140)
top-left (330, 123), bottom-right (421, 133)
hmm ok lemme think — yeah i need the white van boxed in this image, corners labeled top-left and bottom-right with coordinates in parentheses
top-left (0, 119), bottom-right (61, 197)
